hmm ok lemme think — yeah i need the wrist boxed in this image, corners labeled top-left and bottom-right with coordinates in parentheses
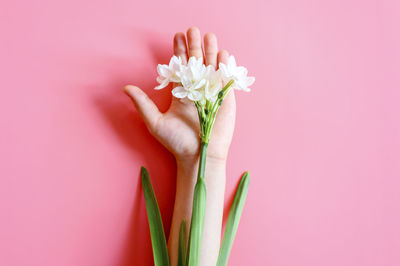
top-left (175, 154), bottom-right (226, 183)
top-left (175, 154), bottom-right (226, 170)
top-left (205, 155), bottom-right (227, 168)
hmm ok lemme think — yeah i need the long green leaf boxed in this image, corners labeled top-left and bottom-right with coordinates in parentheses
top-left (141, 166), bottom-right (170, 266)
top-left (186, 177), bottom-right (207, 266)
top-left (178, 220), bottom-right (187, 266)
top-left (217, 171), bottom-right (250, 266)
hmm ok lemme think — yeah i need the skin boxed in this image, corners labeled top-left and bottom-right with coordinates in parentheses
top-left (124, 27), bottom-right (236, 266)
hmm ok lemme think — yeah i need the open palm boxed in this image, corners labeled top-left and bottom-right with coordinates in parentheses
top-left (125, 27), bottom-right (236, 162)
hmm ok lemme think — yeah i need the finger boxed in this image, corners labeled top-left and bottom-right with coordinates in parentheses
top-left (172, 33), bottom-right (190, 105)
top-left (187, 26), bottom-right (203, 59)
top-left (173, 32), bottom-right (188, 64)
top-left (124, 85), bottom-right (163, 132)
top-left (217, 49), bottom-right (229, 66)
top-left (204, 33), bottom-right (218, 67)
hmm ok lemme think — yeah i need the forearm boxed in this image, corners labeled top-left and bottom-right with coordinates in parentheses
top-left (168, 156), bottom-right (226, 266)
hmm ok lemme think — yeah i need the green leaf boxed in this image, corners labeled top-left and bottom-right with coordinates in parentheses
top-left (141, 166), bottom-right (170, 266)
top-left (217, 171), bottom-right (250, 266)
top-left (178, 220), bottom-right (187, 266)
top-left (186, 177), bottom-right (207, 266)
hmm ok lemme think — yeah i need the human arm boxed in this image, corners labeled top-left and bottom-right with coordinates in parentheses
top-left (124, 27), bottom-right (236, 266)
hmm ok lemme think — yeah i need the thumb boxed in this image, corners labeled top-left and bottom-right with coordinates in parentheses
top-left (124, 85), bottom-right (162, 132)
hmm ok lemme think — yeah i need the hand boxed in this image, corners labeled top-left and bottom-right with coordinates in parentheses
top-left (124, 27), bottom-right (236, 164)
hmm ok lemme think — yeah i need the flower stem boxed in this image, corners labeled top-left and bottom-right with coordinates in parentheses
top-left (186, 142), bottom-right (208, 266)
top-left (197, 142), bottom-right (208, 181)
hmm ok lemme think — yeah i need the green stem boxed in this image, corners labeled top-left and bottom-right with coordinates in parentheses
top-left (197, 142), bottom-right (208, 181)
top-left (186, 142), bottom-right (208, 266)
top-left (201, 80), bottom-right (235, 142)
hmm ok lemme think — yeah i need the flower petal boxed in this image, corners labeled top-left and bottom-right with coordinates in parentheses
top-left (188, 90), bottom-right (203, 101)
top-left (157, 65), bottom-right (170, 78)
top-left (155, 79), bottom-right (169, 90)
top-left (227, 55), bottom-right (237, 67)
top-left (246, 76), bottom-right (255, 87)
top-left (172, 86), bottom-right (188, 98)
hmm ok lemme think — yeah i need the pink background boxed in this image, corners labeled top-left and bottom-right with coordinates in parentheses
top-left (1, 0), bottom-right (399, 265)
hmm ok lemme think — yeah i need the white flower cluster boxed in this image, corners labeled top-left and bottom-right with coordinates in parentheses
top-left (155, 55), bottom-right (255, 103)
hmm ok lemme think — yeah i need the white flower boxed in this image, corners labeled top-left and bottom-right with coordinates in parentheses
top-left (219, 55), bottom-right (255, 92)
top-left (172, 57), bottom-right (207, 101)
top-left (155, 54), bottom-right (254, 103)
top-left (155, 55), bottom-right (183, 90)
top-left (204, 66), bottom-right (223, 103)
